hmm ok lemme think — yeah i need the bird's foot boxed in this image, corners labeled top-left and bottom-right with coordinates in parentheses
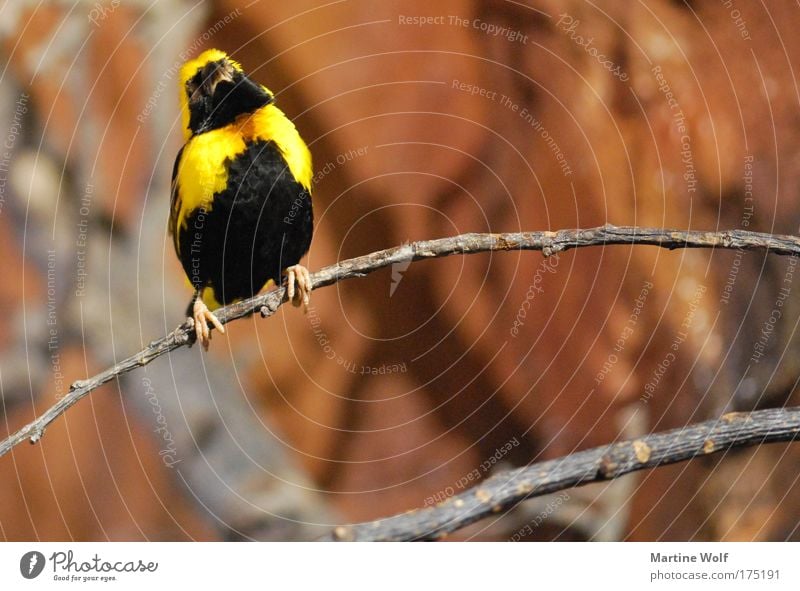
top-left (284, 264), bottom-right (312, 310)
top-left (190, 298), bottom-right (225, 350)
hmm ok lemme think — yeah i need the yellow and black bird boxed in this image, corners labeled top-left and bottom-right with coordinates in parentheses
top-left (170, 49), bottom-right (313, 348)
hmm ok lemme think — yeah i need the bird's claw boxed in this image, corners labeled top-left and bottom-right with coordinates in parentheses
top-left (284, 264), bottom-right (312, 310)
top-left (191, 298), bottom-right (225, 350)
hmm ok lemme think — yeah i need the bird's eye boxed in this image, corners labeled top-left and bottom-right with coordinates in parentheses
top-left (186, 74), bottom-right (202, 102)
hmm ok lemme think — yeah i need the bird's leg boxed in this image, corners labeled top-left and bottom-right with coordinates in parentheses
top-left (283, 264), bottom-right (312, 310)
top-left (188, 294), bottom-right (225, 350)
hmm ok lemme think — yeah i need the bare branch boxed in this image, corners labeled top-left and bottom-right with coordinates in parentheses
top-left (321, 407), bottom-right (800, 541)
top-left (2, 224), bottom-right (798, 458)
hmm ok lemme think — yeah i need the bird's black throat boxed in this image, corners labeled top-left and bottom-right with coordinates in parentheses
top-left (189, 72), bottom-right (273, 135)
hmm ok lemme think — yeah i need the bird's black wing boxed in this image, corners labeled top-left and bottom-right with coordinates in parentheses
top-left (168, 146), bottom-right (184, 252)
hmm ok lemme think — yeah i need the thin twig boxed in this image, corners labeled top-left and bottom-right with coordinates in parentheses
top-left (320, 407), bottom-right (800, 541)
top-left (1, 224), bottom-right (798, 458)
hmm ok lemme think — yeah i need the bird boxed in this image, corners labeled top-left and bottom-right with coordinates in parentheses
top-left (169, 49), bottom-right (314, 349)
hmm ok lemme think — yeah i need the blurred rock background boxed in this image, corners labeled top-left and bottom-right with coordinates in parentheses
top-left (1, 0), bottom-right (799, 541)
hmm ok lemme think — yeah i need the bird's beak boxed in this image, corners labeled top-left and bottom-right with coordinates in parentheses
top-left (201, 60), bottom-right (235, 96)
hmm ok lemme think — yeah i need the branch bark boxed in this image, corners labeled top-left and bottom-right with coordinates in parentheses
top-left (2, 224), bottom-right (798, 458)
top-left (320, 406), bottom-right (800, 541)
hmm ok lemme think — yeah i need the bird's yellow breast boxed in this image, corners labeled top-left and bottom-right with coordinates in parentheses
top-left (174, 103), bottom-right (313, 233)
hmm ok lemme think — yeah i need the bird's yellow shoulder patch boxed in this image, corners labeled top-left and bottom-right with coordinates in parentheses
top-left (250, 105), bottom-right (313, 192)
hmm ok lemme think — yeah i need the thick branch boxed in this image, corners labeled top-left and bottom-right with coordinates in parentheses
top-left (321, 407), bottom-right (800, 541)
top-left (2, 224), bottom-right (798, 458)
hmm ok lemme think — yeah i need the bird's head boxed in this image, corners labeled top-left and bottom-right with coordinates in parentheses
top-left (178, 49), bottom-right (274, 138)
